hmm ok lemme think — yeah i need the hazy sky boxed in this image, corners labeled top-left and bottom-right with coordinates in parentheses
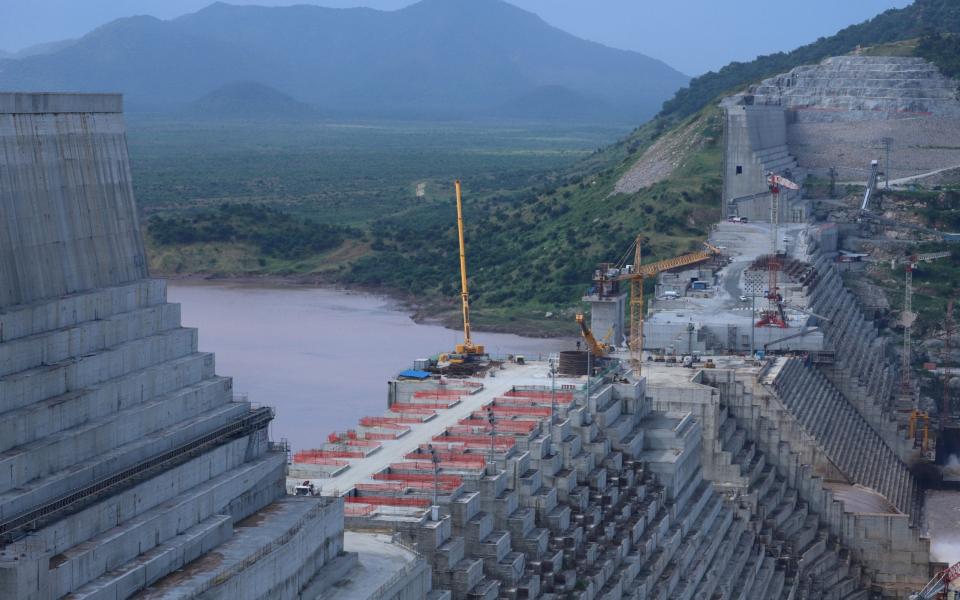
top-left (0, 0), bottom-right (912, 75)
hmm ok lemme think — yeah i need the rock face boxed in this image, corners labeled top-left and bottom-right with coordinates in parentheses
top-left (747, 56), bottom-right (960, 121)
top-left (742, 55), bottom-right (960, 182)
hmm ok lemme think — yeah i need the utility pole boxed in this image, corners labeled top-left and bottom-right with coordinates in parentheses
top-left (751, 291), bottom-right (756, 358)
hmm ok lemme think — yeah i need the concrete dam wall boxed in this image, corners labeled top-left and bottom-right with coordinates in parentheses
top-left (0, 93), bottom-right (354, 600)
top-left (0, 93), bottom-right (147, 308)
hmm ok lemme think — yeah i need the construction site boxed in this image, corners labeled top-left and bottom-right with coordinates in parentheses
top-left (2, 53), bottom-right (960, 600)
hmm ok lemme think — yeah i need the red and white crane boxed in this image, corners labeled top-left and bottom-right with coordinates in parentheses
top-left (756, 173), bottom-right (800, 329)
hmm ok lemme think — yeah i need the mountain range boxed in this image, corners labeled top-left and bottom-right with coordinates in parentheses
top-left (0, 0), bottom-right (689, 122)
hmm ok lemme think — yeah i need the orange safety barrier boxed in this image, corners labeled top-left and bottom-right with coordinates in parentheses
top-left (291, 451), bottom-right (349, 466)
top-left (360, 416), bottom-right (419, 427)
top-left (432, 433), bottom-right (515, 446)
top-left (362, 431), bottom-right (404, 441)
top-left (395, 401), bottom-right (457, 409)
top-left (346, 496), bottom-right (430, 508)
top-left (295, 449), bottom-right (365, 459)
top-left (459, 417), bottom-right (536, 429)
top-left (374, 472), bottom-right (463, 486)
top-left (344, 503), bottom-right (376, 516)
top-left (413, 389), bottom-right (465, 399)
top-left (392, 459), bottom-right (486, 473)
top-left (504, 389), bottom-right (574, 401)
top-left (388, 405), bottom-right (438, 415)
top-left (475, 405), bottom-right (552, 417)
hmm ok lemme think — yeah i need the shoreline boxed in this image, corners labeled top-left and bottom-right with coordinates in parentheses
top-left (160, 272), bottom-right (572, 339)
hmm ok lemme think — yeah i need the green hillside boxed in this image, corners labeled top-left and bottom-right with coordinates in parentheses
top-left (341, 107), bottom-right (724, 332)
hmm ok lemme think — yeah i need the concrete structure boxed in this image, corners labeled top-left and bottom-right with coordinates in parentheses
top-left (721, 102), bottom-right (807, 221)
top-left (0, 93), bottom-right (361, 600)
top-left (747, 55), bottom-right (960, 183)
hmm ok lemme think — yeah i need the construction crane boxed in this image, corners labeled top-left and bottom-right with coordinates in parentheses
top-left (597, 236), bottom-right (722, 375)
top-left (576, 313), bottom-right (610, 357)
top-left (944, 297), bottom-right (955, 430)
top-left (451, 180), bottom-right (484, 358)
top-left (899, 251), bottom-right (951, 408)
top-left (756, 173), bottom-right (800, 329)
top-left (909, 561), bottom-right (960, 599)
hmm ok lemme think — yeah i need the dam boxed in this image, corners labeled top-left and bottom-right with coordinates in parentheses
top-left (2, 52), bottom-right (959, 600)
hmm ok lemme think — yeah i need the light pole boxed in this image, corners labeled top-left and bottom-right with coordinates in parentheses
top-left (549, 357), bottom-right (557, 425)
top-left (487, 408), bottom-right (496, 475)
top-left (428, 443), bottom-right (439, 509)
top-left (751, 291), bottom-right (756, 358)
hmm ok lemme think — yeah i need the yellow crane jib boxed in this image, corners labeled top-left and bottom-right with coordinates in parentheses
top-left (454, 180), bottom-right (484, 356)
top-left (576, 313), bottom-right (609, 357)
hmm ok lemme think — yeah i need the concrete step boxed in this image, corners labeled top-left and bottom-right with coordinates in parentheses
top-left (0, 400), bottom-right (251, 522)
top-left (0, 279), bottom-right (166, 345)
top-left (0, 327), bottom-right (198, 415)
top-left (60, 514), bottom-right (233, 600)
top-left (0, 303), bottom-right (182, 380)
top-left (0, 351), bottom-right (215, 454)
top-left (0, 376), bottom-right (232, 494)
top-left (49, 452), bottom-right (285, 597)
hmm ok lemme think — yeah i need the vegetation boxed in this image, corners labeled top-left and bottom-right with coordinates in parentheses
top-left (148, 203), bottom-right (357, 261)
top-left (917, 32), bottom-right (960, 78)
top-left (659, 0), bottom-right (960, 120)
top-left (342, 107), bottom-right (723, 318)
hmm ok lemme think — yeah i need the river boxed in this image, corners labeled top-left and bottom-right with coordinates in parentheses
top-left (167, 282), bottom-right (574, 451)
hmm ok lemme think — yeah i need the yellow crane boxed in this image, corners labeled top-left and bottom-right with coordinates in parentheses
top-left (576, 313), bottom-right (610, 357)
top-left (453, 180), bottom-right (484, 357)
top-left (601, 236), bottom-right (721, 375)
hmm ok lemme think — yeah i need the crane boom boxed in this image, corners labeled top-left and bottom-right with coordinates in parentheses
top-left (576, 314), bottom-right (609, 357)
top-left (454, 180), bottom-right (483, 356)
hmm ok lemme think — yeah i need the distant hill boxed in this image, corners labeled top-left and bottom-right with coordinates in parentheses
top-left (184, 81), bottom-right (316, 118)
top-left (659, 0), bottom-right (960, 120)
top-left (0, 0), bottom-right (688, 122)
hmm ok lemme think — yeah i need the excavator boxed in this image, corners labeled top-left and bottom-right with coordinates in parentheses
top-left (576, 313), bottom-right (610, 357)
top-left (439, 180), bottom-right (486, 365)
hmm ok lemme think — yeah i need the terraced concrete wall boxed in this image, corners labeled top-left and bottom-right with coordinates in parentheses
top-left (0, 92), bottom-right (147, 309)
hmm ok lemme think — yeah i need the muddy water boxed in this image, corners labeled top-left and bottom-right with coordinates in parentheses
top-left (167, 282), bottom-right (573, 451)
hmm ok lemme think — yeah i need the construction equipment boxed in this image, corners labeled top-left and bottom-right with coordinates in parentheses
top-left (910, 561), bottom-right (960, 599)
top-left (576, 313), bottom-right (610, 357)
top-left (451, 180), bottom-right (484, 358)
top-left (756, 173), bottom-right (800, 329)
top-left (944, 298), bottom-right (956, 429)
top-left (596, 236), bottom-right (722, 375)
top-left (909, 409), bottom-right (930, 452)
top-left (899, 251), bottom-right (951, 406)
top-left (860, 159), bottom-right (880, 212)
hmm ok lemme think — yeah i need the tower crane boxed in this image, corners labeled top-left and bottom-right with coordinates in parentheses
top-left (899, 251), bottom-right (951, 406)
top-left (595, 236), bottom-right (722, 375)
top-left (756, 173), bottom-right (800, 329)
top-left (451, 180), bottom-right (484, 359)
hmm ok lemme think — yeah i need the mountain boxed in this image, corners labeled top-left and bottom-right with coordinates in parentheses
top-left (184, 81), bottom-right (317, 118)
top-left (0, 0), bottom-right (689, 122)
top-left (660, 0), bottom-right (960, 120)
